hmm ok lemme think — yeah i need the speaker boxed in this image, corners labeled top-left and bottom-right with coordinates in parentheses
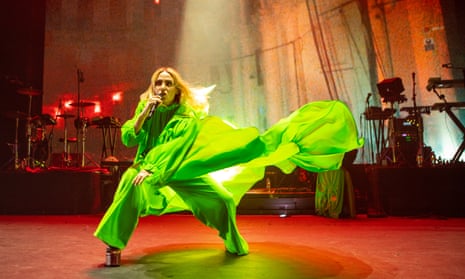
top-left (0, 170), bottom-right (101, 214)
top-left (377, 77), bottom-right (406, 103)
top-left (376, 167), bottom-right (465, 217)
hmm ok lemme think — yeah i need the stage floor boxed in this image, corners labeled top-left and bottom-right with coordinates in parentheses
top-left (1, 214), bottom-right (464, 278)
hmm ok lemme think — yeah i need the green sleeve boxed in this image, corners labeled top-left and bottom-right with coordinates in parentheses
top-left (120, 100), bottom-right (148, 148)
top-left (141, 115), bottom-right (200, 186)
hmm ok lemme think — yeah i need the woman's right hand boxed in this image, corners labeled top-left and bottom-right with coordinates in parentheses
top-left (132, 169), bottom-right (152, 186)
top-left (134, 95), bottom-right (161, 134)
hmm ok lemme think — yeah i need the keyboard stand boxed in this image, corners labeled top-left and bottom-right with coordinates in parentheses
top-left (442, 106), bottom-right (465, 163)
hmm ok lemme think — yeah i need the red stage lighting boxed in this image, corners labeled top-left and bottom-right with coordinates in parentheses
top-left (94, 102), bottom-right (101, 114)
top-left (112, 91), bottom-right (122, 103)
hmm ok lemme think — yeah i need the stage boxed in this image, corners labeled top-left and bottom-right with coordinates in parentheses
top-left (0, 164), bottom-right (465, 278)
top-left (1, 164), bottom-right (464, 217)
top-left (0, 214), bottom-right (464, 278)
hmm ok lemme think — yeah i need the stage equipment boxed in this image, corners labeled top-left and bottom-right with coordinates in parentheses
top-left (90, 116), bottom-right (122, 161)
top-left (393, 117), bottom-right (422, 166)
top-left (363, 106), bottom-right (395, 164)
top-left (364, 106), bottom-right (396, 120)
top-left (408, 72), bottom-right (426, 167)
top-left (399, 106), bottom-right (431, 115)
top-left (2, 110), bottom-right (28, 169)
top-left (32, 113), bottom-right (56, 127)
top-left (56, 113), bottom-right (75, 166)
top-left (30, 114), bottom-right (56, 167)
top-left (72, 68), bottom-right (96, 167)
top-left (0, 170), bottom-right (102, 214)
top-left (70, 101), bottom-right (96, 108)
top-left (72, 102), bottom-right (95, 167)
top-left (431, 102), bottom-right (465, 110)
top-left (431, 102), bottom-right (465, 163)
top-left (377, 77), bottom-right (407, 104)
top-left (17, 87), bottom-right (42, 168)
top-left (428, 65), bottom-right (465, 163)
top-left (399, 105), bottom-right (434, 166)
top-left (427, 63), bottom-right (464, 93)
top-left (17, 88), bottom-right (41, 96)
top-left (375, 78), bottom-right (407, 165)
top-left (426, 78), bottom-right (464, 91)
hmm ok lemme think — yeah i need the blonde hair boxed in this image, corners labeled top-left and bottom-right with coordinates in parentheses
top-left (140, 67), bottom-right (211, 113)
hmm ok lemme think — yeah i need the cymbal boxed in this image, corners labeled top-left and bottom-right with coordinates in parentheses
top-left (3, 110), bottom-right (28, 119)
top-left (17, 88), bottom-right (42, 96)
top-left (69, 101), bottom-right (95, 107)
top-left (56, 114), bottom-right (75, 119)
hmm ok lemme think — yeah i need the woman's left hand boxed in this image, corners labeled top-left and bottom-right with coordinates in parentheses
top-left (132, 169), bottom-right (152, 186)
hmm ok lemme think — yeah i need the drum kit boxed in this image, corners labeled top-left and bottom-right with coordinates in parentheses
top-left (2, 87), bottom-right (96, 170)
top-left (2, 68), bottom-right (122, 170)
top-left (2, 88), bottom-right (49, 169)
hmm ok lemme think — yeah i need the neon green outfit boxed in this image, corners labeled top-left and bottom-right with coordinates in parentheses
top-left (94, 99), bottom-right (363, 255)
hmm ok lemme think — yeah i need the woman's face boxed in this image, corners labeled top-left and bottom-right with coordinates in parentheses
top-left (153, 71), bottom-right (178, 106)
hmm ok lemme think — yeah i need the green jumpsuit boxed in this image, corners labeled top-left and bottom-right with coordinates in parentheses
top-left (94, 99), bottom-right (363, 256)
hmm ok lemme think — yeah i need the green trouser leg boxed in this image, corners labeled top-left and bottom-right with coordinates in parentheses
top-left (170, 176), bottom-right (249, 255)
top-left (94, 167), bottom-right (147, 249)
top-left (95, 168), bottom-right (248, 255)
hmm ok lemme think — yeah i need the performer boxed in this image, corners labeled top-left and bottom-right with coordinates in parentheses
top-left (94, 67), bottom-right (363, 266)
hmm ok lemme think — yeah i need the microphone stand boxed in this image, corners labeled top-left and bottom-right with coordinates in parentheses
top-left (411, 72), bottom-right (424, 167)
top-left (364, 93), bottom-right (376, 164)
top-left (76, 69), bottom-right (85, 167)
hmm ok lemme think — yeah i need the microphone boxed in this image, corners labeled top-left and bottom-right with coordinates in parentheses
top-left (442, 63), bottom-right (452, 68)
top-left (147, 92), bottom-right (162, 117)
top-left (148, 101), bottom-right (160, 118)
top-left (77, 69), bottom-right (85, 82)
top-left (365, 93), bottom-right (372, 104)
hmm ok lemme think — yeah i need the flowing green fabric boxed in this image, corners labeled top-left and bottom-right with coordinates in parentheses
top-left (94, 99), bottom-right (363, 255)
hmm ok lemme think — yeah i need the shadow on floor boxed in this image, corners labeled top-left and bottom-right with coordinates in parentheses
top-left (87, 242), bottom-right (373, 279)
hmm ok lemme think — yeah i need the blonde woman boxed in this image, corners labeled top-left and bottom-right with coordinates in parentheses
top-left (94, 67), bottom-right (363, 267)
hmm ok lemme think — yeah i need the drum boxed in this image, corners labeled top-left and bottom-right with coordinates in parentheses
top-left (30, 114), bottom-right (55, 167)
top-left (32, 127), bottom-right (45, 143)
top-left (33, 137), bottom-right (49, 167)
top-left (32, 114), bottom-right (56, 127)
top-left (74, 117), bottom-right (90, 129)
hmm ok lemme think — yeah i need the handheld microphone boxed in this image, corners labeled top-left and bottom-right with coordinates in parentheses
top-left (442, 63), bottom-right (452, 68)
top-left (147, 92), bottom-right (162, 117)
top-left (148, 100), bottom-right (160, 118)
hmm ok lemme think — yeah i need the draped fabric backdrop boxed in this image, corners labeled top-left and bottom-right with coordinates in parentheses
top-left (42, 0), bottom-right (463, 165)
